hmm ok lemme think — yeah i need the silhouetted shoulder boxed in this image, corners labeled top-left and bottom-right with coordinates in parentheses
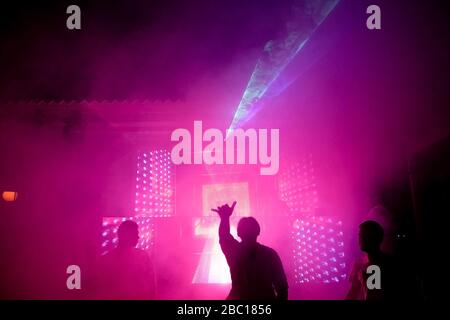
top-left (257, 244), bottom-right (280, 258)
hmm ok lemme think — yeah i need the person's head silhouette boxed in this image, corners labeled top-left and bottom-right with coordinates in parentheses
top-left (359, 220), bottom-right (384, 254)
top-left (237, 217), bottom-right (260, 244)
top-left (117, 220), bottom-right (139, 248)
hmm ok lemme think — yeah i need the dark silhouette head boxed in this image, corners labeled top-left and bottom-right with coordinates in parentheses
top-left (359, 220), bottom-right (384, 253)
top-left (237, 217), bottom-right (260, 243)
top-left (117, 220), bottom-right (139, 248)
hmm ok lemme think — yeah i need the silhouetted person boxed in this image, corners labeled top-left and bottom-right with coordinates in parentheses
top-left (213, 201), bottom-right (288, 300)
top-left (366, 205), bottom-right (396, 254)
top-left (97, 220), bottom-right (156, 299)
top-left (346, 220), bottom-right (399, 300)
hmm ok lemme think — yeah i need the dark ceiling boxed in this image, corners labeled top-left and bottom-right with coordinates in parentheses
top-left (0, 0), bottom-right (448, 102)
top-left (0, 0), bottom-right (294, 101)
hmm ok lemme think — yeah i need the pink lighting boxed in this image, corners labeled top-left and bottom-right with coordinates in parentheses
top-left (292, 216), bottom-right (346, 284)
top-left (192, 217), bottom-right (234, 284)
top-left (193, 182), bottom-right (251, 284)
top-left (278, 155), bottom-right (319, 214)
top-left (135, 150), bottom-right (174, 217)
top-left (101, 215), bottom-right (155, 255)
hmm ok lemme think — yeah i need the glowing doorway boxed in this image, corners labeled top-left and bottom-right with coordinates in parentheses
top-left (192, 182), bottom-right (250, 284)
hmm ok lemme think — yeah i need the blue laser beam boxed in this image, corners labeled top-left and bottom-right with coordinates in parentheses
top-left (227, 0), bottom-right (340, 135)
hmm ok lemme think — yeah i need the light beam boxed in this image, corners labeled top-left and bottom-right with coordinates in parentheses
top-left (228, 0), bottom-right (340, 134)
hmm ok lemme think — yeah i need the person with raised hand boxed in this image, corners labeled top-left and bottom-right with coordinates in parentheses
top-left (212, 201), bottom-right (288, 300)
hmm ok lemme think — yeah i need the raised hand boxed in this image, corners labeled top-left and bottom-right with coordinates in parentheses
top-left (211, 201), bottom-right (237, 218)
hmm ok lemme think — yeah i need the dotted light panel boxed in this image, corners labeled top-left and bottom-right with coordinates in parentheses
top-left (292, 216), bottom-right (346, 284)
top-left (101, 215), bottom-right (154, 255)
top-left (278, 155), bottom-right (318, 214)
top-left (135, 150), bottom-right (174, 217)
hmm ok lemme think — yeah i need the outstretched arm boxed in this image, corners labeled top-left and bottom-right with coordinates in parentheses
top-left (219, 212), bottom-right (232, 239)
top-left (212, 201), bottom-right (236, 238)
top-left (212, 201), bottom-right (239, 256)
